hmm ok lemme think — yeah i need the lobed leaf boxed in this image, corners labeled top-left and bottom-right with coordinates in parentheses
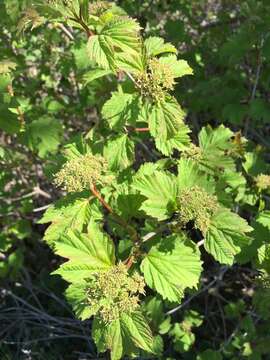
top-left (132, 170), bottom-right (177, 220)
top-left (205, 208), bottom-right (253, 265)
top-left (53, 220), bottom-right (115, 282)
top-left (141, 235), bottom-right (202, 302)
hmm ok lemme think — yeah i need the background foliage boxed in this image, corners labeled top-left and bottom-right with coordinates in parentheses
top-left (1, 0), bottom-right (270, 359)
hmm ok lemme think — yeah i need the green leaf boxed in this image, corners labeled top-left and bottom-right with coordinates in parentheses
top-left (0, 74), bottom-right (21, 133)
top-left (104, 134), bottom-right (135, 171)
top-left (107, 319), bottom-right (124, 360)
top-left (83, 68), bottom-right (112, 84)
top-left (39, 193), bottom-right (101, 246)
top-left (198, 125), bottom-right (236, 172)
top-left (87, 17), bottom-right (141, 71)
top-left (199, 125), bottom-right (234, 151)
top-left (102, 92), bottom-right (139, 129)
top-left (92, 311), bottom-right (154, 359)
top-left (143, 297), bottom-right (165, 330)
top-left (169, 322), bottom-right (195, 353)
top-left (141, 235), bottom-right (202, 302)
top-left (256, 211), bottom-right (270, 231)
top-left (121, 312), bottom-right (154, 354)
top-left (159, 55), bottom-right (193, 78)
top-left (132, 170), bottom-right (177, 220)
top-left (87, 34), bottom-right (115, 70)
top-left (65, 281), bottom-right (92, 320)
top-left (144, 37), bottom-right (177, 57)
top-left (148, 96), bottom-right (186, 141)
top-left (178, 158), bottom-right (215, 193)
top-left (0, 104), bottom-right (20, 134)
top-left (102, 17), bottom-right (141, 52)
top-left (22, 116), bottom-right (63, 158)
top-left (222, 103), bottom-right (248, 124)
top-left (72, 42), bottom-right (93, 70)
top-left (205, 208), bottom-right (253, 265)
top-left (53, 221), bottom-right (115, 282)
top-left (257, 243), bottom-right (270, 272)
top-left (243, 152), bottom-right (269, 177)
top-left (197, 349), bottom-right (223, 360)
top-left (155, 123), bottom-right (191, 156)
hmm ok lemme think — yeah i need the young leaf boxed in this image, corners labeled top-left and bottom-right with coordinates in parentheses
top-left (154, 123), bottom-right (191, 156)
top-left (178, 158), bottom-right (215, 193)
top-left (53, 221), bottom-right (115, 282)
top-left (159, 55), bottom-right (193, 78)
top-left (141, 235), bottom-right (202, 302)
top-left (87, 17), bottom-right (141, 71)
top-left (256, 211), bottom-right (270, 231)
top-left (198, 125), bottom-right (236, 172)
top-left (87, 34), bottom-right (115, 70)
top-left (132, 170), bottom-right (177, 220)
top-left (83, 68), bottom-right (113, 84)
top-left (39, 193), bottom-right (101, 246)
top-left (144, 37), bottom-right (177, 57)
top-left (121, 312), bottom-right (154, 354)
top-left (205, 208), bottom-right (253, 265)
top-left (92, 311), bottom-right (154, 360)
top-left (65, 281), bottom-right (93, 320)
top-left (22, 116), bottom-right (63, 158)
top-left (102, 18), bottom-right (141, 52)
top-left (148, 96), bottom-right (186, 141)
top-left (104, 134), bottom-right (135, 171)
top-left (106, 319), bottom-right (124, 360)
top-left (102, 92), bottom-right (139, 129)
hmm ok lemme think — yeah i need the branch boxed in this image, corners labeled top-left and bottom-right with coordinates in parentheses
top-left (166, 266), bottom-right (229, 316)
top-left (244, 36), bottom-right (264, 137)
top-left (58, 23), bottom-right (74, 40)
top-left (89, 184), bottom-right (140, 246)
top-left (90, 184), bottom-right (112, 213)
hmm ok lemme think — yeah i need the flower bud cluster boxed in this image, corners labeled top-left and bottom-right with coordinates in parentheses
top-left (48, 0), bottom-right (72, 6)
top-left (177, 186), bottom-right (219, 234)
top-left (135, 58), bottom-right (175, 102)
top-left (255, 174), bottom-right (270, 190)
top-left (54, 153), bottom-right (113, 192)
top-left (182, 144), bottom-right (203, 161)
top-left (89, 1), bottom-right (111, 16)
top-left (86, 263), bottom-right (145, 323)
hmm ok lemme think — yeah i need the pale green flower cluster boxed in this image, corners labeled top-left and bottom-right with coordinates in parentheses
top-left (182, 144), bottom-right (203, 161)
top-left (136, 58), bottom-right (175, 101)
top-left (256, 174), bottom-right (270, 190)
top-left (54, 153), bottom-right (113, 192)
top-left (48, 0), bottom-right (72, 6)
top-left (86, 263), bottom-right (145, 323)
top-left (89, 1), bottom-right (111, 16)
top-left (177, 185), bottom-right (219, 234)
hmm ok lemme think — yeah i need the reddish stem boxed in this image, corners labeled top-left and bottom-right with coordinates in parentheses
top-left (90, 184), bottom-right (112, 213)
top-left (134, 127), bottom-right (150, 132)
top-left (124, 255), bottom-right (135, 270)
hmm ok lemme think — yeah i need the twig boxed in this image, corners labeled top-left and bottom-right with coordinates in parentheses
top-left (33, 186), bottom-right (51, 199)
top-left (134, 127), bottom-right (150, 132)
top-left (90, 184), bottom-right (112, 213)
top-left (58, 23), bottom-right (74, 40)
top-left (3, 334), bottom-right (90, 345)
top-left (142, 221), bottom-right (177, 242)
top-left (244, 36), bottom-right (264, 137)
top-left (196, 239), bottom-right (205, 248)
top-left (166, 266), bottom-right (229, 315)
top-left (90, 184), bottom-right (140, 246)
top-left (33, 204), bottom-right (50, 212)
